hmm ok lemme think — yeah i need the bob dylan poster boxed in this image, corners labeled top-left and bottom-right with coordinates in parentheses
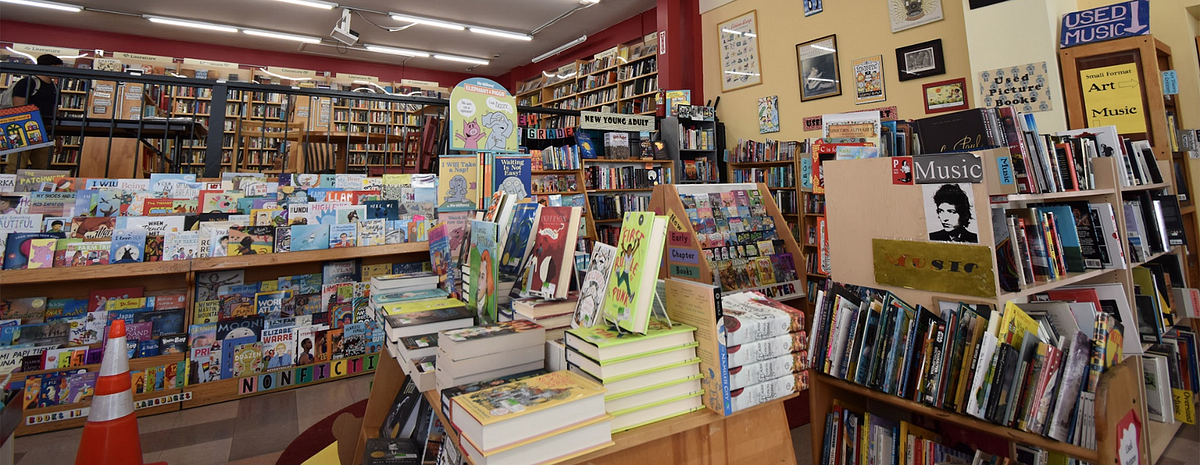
top-left (853, 55), bottom-right (886, 104)
top-left (922, 183), bottom-right (979, 244)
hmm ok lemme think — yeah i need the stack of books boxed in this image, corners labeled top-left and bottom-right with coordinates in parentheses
top-left (435, 321), bottom-right (546, 392)
top-left (722, 291), bottom-right (807, 411)
top-left (511, 293), bottom-right (578, 341)
top-left (449, 370), bottom-right (613, 465)
top-left (565, 321), bottom-right (704, 432)
top-left (371, 273), bottom-right (471, 392)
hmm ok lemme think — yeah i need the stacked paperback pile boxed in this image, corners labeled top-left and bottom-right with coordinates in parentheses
top-left (435, 321), bottom-right (546, 393)
top-left (810, 281), bottom-right (1127, 450)
top-left (449, 370), bottom-right (613, 465)
top-left (565, 321), bottom-right (703, 432)
top-left (370, 272), bottom-right (470, 392)
top-left (722, 291), bottom-right (807, 411)
top-left (511, 295), bottom-right (577, 342)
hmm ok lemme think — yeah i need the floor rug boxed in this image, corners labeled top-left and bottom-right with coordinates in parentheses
top-left (278, 399), bottom-right (368, 464)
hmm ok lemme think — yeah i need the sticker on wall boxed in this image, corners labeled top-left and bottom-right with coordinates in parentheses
top-left (978, 62), bottom-right (1053, 113)
top-left (449, 77), bottom-right (518, 153)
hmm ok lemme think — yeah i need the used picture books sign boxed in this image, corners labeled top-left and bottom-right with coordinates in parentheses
top-left (449, 77), bottom-right (518, 153)
top-left (872, 238), bottom-right (997, 298)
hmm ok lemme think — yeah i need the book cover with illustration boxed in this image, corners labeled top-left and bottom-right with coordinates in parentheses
top-left (71, 216), bottom-right (115, 240)
top-left (329, 223), bottom-right (357, 248)
top-left (3, 232), bottom-right (62, 269)
top-left (520, 206), bottom-right (580, 300)
top-left (336, 205), bottom-right (366, 224)
top-left (261, 326), bottom-right (295, 369)
top-left (231, 342), bottom-right (263, 378)
top-left (255, 290), bottom-right (293, 318)
top-left (227, 226), bottom-right (274, 255)
top-left (26, 238), bottom-right (56, 269)
top-left (494, 156), bottom-right (532, 199)
top-left (603, 212), bottom-right (667, 333)
top-left (428, 223), bottom-right (455, 293)
top-left (309, 201), bottom-right (349, 226)
top-left (365, 200), bottom-right (400, 221)
top-left (219, 284), bottom-right (259, 320)
top-left (274, 226), bottom-right (292, 253)
top-left (573, 242), bottom-right (617, 328)
top-left (437, 155), bottom-right (479, 212)
top-left (291, 224), bottom-right (329, 252)
top-left (251, 208), bottom-right (287, 227)
top-left (500, 203), bottom-right (540, 279)
top-left (109, 229), bottom-right (148, 264)
top-left (453, 370), bottom-right (604, 425)
top-left (65, 241), bottom-right (111, 266)
top-left (467, 220), bottom-right (499, 324)
top-left (358, 219), bottom-right (386, 247)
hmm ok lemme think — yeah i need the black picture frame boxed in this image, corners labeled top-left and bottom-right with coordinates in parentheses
top-left (796, 34), bottom-right (842, 102)
top-left (895, 39), bottom-right (945, 82)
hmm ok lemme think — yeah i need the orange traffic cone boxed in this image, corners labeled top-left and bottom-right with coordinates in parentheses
top-left (75, 320), bottom-right (165, 465)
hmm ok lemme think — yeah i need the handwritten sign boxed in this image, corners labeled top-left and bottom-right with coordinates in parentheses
top-left (978, 62), bottom-right (1053, 112)
top-left (1080, 63), bottom-right (1146, 134)
top-left (1061, 0), bottom-right (1149, 48)
top-left (579, 111), bottom-right (656, 132)
top-left (872, 239), bottom-right (997, 297)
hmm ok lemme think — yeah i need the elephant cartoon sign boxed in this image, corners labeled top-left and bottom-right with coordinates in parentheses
top-left (449, 77), bottom-right (518, 153)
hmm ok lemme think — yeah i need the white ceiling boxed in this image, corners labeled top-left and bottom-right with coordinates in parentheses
top-left (0, 0), bottom-right (656, 76)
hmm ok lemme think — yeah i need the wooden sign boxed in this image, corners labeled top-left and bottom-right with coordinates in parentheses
top-left (872, 238), bottom-right (997, 297)
top-left (579, 111), bottom-right (656, 132)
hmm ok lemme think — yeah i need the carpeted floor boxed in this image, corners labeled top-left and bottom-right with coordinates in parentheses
top-left (277, 399), bottom-right (366, 464)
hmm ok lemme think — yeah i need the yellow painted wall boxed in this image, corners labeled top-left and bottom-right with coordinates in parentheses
top-left (701, 0), bottom-right (975, 146)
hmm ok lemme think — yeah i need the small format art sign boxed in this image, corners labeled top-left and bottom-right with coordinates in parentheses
top-left (872, 239), bottom-right (996, 297)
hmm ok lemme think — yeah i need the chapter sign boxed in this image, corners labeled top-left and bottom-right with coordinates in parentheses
top-left (872, 238), bottom-right (997, 298)
top-left (1060, 0), bottom-right (1149, 48)
top-left (449, 77), bottom-right (518, 152)
top-left (1079, 63), bottom-right (1146, 134)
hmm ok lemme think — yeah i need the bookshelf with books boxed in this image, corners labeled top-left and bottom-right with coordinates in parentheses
top-left (813, 152), bottom-right (1193, 465)
top-left (662, 112), bottom-right (721, 186)
top-left (585, 158), bottom-right (674, 245)
top-left (728, 139), bottom-right (806, 247)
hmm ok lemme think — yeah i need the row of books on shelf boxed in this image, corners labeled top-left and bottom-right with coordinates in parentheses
top-left (620, 77), bottom-right (658, 99)
top-left (0, 289), bottom-right (187, 359)
top-left (681, 158), bottom-right (718, 182)
top-left (18, 358), bottom-right (187, 411)
top-left (679, 128), bottom-right (715, 151)
top-left (731, 166), bottom-right (795, 187)
top-left (530, 145), bottom-right (582, 171)
top-left (530, 174), bottom-right (578, 194)
top-left (618, 58), bottom-right (657, 80)
top-left (620, 98), bottom-right (656, 115)
top-left (771, 190), bottom-right (799, 215)
top-left (804, 192), bottom-right (826, 215)
top-left (589, 194), bottom-right (650, 222)
top-left (678, 190), bottom-right (801, 293)
top-left (583, 166), bottom-right (667, 190)
top-left (733, 139), bottom-right (805, 163)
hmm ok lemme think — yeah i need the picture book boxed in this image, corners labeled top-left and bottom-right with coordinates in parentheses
top-left (227, 225), bottom-right (274, 255)
top-left (195, 270), bottom-right (243, 303)
top-left (42, 216), bottom-right (71, 235)
top-left (452, 371), bottom-right (604, 425)
top-left (231, 342), bottom-right (263, 378)
top-left (603, 212), bottom-right (668, 333)
top-left (500, 203), bottom-right (540, 279)
top-left (437, 155), bottom-right (479, 212)
top-left (261, 326), bottom-right (295, 369)
top-left (309, 201), bottom-right (349, 226)
top-left (342, 322), bottom-right (368, 357)
top-left (358, 219), bottom-right (386, 247)
top-left (255, 290), bottom-right (293, 318)
top-left (144, 236), bottom-right (163, 262)
top-left (251, 208), bottom-right (287, 227)
top-left (28, 192), bottom-right (73, 217)
top-left (336, 205), bottom-right (366, 224)
top-left (287, 204), bottom-right (310, 225)
top-left (521, 206), bottom-right (581, 300)
top-left (53, 238), bottom-right (81, 267)
top-left (273, 226), bottom-right (292, 253)
top-left (3, 232), bottom-right (60, 269)
top-left (365, 200), bottom-right (400, 221)
top-left (494, 156), bottom-right (532, 199)
top-left (291, 224), bottom-right (329, 252)
top-left (116, 216), bottom-right (185, 237)
top-left (65, 241), bottom-right (111, 266)
top-left (72, 190), bottom-right (97, 217)
top-left (573, 242), bottom-right (617, 328)
top-left (293, 326), bottom-right (317, 365)
top-left (109, 229), bottom-right (148, 264)
top-left (0, 214), bottom-right (42, 251)
top-left (219, 284), bottom-right (259, 319)
top-left (468, 220), bottom-right (499, 324)
top-left (189, 346), bottom-right (219, 383)
top-left (428, 223), bottom-right (455, 293)
top-left (329, 223), bottom-right (357, 248)
top-left (71, 216), bottom-right (115, 240)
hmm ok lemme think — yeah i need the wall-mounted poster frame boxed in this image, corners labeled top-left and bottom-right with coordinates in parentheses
top-left (717, 10), bottom-right (763, 92)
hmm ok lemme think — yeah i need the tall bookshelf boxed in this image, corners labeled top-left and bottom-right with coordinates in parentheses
top-left (815, 152), bottom-right (1185, 465)
top-left (585, 157), bottom-right (675, 245)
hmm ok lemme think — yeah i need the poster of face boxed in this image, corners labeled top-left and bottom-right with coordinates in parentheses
top-left (923, 183), bottom-right (979, 244)
top-left (852, 55), bottom-right (886, 105)
top-left (757, 95), bottom-right (780, 133)
top-left (888, 0), bottom-right (944, 33)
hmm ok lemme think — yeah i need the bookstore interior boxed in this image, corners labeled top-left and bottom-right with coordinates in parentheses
top-left (0, 0), bottom-right (1198, 464)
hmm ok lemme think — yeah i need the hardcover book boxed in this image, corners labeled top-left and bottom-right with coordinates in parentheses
top-left (467, 220), bottom-right (499, 323)
top-left (71, 216), bottom-right (115, 240)
top-left (3, 232), bottom-right (61, 269)
top-left (274, 226), bottom-right (292, 253)
top-left (65, 241), bottom-right (111, 266)
top-left (520, 206), bottom-right (581, 300)
top-left (291, 224), bottom-right (329, 252)
top-left (437, 155), bottom-right (479, 212)
top-left (109, 229), bottom-right (148, 264)
top-left (499, 204), bottom-right (540, 279)
top-left (227, 226), bottom-right (275, 255)
top-left (493, 156), bottom-right (532, 199)
top-left (329, 223), bottom-right (357, 248)
top-left (602, 212), bottom-right (668, 333)
top-left (427, 223), bottom-right (455, 293)
top-left (573, 243), bottom-right (617, 328)
top-left (452, 370), bottom-right (604, 425)
top-left (358, 219), bottom-right (386, 247)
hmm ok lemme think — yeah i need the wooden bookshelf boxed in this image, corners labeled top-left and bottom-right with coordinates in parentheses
top-left (584, 158), bottom-right (675, 244)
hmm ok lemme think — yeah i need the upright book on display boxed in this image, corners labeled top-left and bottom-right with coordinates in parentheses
top-left (467, 220), bottom-right (499, 324)
top-left (520, 206), bottom-right (581, 300)
top-left (602, 212), bottom-right (668, 334)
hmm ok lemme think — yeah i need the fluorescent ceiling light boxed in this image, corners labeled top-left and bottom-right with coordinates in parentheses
top-left (364, 44), bottom-right (430, 58)
top-left (810, 44), bottom-right (835, 52)
top-left (389, 13), bottom-right (465, 31)
top-left (469, 27), bottom-right (532, 41)
top-left (434, 54), bottom-right (489, 65)
top-left (244, 29), bottom-right (321, 44)
top-left (144, 15), bottom-right (239, 33)
top-left (3, 47), bottom-right (36, 61)
top-left (259, 67), bottom-right (312, 81)
top-left (271, 0), bottom-right (336, 9)
top-left (533, 35), bottom-right (586, 63)
top-left (0, 0), bottom-right (81, 12)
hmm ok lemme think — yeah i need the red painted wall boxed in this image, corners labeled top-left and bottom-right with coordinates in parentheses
top-left (496, 9), bottom-right (657, 91)
top-left (0, 20), bottom-right (477, 87)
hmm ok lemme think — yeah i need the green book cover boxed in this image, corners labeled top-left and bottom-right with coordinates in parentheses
top-left (567, 320), bottom-right (697, 348)
top-left (602, 212), bottom-right (659, 332)
top-left (468, 220), bottom-right (499, 324)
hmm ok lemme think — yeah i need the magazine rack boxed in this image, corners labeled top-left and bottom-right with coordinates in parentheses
top-left (648, 182), bottom-right (807, 301)
top-left (813, 153), bottom-right (1179, 464)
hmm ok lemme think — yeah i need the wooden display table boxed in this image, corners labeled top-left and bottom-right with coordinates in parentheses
top-left (345, 354), bottom-right (799, 465)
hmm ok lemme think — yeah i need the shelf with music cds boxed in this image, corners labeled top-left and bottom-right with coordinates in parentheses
top-left (648, 183), bottom-right (806, 302)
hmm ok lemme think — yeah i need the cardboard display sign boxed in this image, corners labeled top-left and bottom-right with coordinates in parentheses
top-left (449, 77), bottom-right (518, 153)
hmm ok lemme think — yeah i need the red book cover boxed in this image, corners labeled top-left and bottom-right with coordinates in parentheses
top-left (522, 206), bottom-right (580, 300)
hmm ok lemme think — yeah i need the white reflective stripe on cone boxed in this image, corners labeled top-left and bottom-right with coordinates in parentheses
top-left (98, 336), bottom-right (129, 377)
top-left (89, 390), bottom-right (134, 422)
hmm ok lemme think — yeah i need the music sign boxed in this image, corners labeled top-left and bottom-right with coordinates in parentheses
top-left (1060, 0), bottom-right (1149, 48)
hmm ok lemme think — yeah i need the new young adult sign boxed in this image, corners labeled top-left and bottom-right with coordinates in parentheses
top-left (1060, 0), bottom-right (1149, 48)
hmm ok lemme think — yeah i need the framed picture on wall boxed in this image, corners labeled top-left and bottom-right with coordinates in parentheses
top-left (717, 10), bottom-right (763, 92)
top-left (922, 78), bottom-right (969, 114)
top-left (895, 39), bottom-right (945, 81)
top-left (796, 35), bottom-right (842, 102)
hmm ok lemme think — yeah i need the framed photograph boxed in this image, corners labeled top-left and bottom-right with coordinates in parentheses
top-left (922, 78), bottom-right (969, 114)
top-left (717, 10), bottom-right (763, 92)
top-left (895, 39), bottom-right (945, 81)
top-left (796, 35), bottom-right (842, 102)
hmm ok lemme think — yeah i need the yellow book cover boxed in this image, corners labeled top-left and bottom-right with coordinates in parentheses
top-left (998, 301), bottom-right (1038, 347)
top-left (454, 371), bottom-right (605, 426)
top-left (380, 297), bottom-right (466, 316)
top-left (899, 421), bottom-right (940, 464)
top-left (106, 297), bottom-right (148, 311)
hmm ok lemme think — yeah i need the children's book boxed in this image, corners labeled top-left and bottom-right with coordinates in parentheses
top-left (329, 223), bottom-right (357, 248)
top-left (116, 216), bottom-right (185, 237)
top-left (519, 207), bottom-right (581, 300)
top-left (231, 342), bottom-right (263, 378)
top-left (494, 156), bottom-right (532, 199)
top-left (603, 212), bottom-right (669, 333)
top-left (109, 229), bottom-right (148, 264)
top-left (437, 155), bottom-right (479, 212)
top-left (3, 232), bottom-right (61, 269)
top-left (65, 241), bottom-right (111, 266)
top-left (227, 225), bottom-right (274, 255)
top-left (309, 201), bottom-right (349, 226)
top-left (287, 204), bottom-right (310, 225)
top-left (358, 219), bottom-right (386, 247)
top-left (573, 243), bottom-right (617, 328)
top-left (261, 326), bottom-right (295, 369)
top-left (365, 200), bottom-right (400, 220)
top-left (428, 223), bottom-right (455, 293)
top-left (42, 216), bottom-right (71, 235)
top-left (274, 226), bottom-right (292, 252)
top-left (336, 205), bottom-right (367, 224)
top-left (291, 224), bottom-right (329, 252)
top-left (499, 203), bottom-right (540, 279)
top-left (255, 290), bottom-right (293, 318)
top-left (71, 216), bottom-right (115, 240)
top-left (467, 220), bottom-right (500, 324)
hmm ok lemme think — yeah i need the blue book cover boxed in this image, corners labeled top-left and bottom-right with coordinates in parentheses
top-left (576, 131), bottom-right (597, 159)
top-left (494, 156), bottom-right (531, 199)
top-left (1033, 204), bottom-right (1084, 272)
top-left (95, 189), bottom-right (123, 217)
top-left (134, 309), bottom-right (185, 337)
top-left (319, 174), bottom-right (338, 188)
top-left (291, 224), bottom-right (329, 252)
top-left (220, 334), bottom-right (256, 380)
top-left (305, 188), bottom-right (336, 203)
top-left (148, 173), bottom-right (197, 193)
top-left (498, 203), bottom-right (539, 278)
top-left (109, 229), bottom-right (148, 264)
top-left (138, 339), bottom-right (160, 358)
top-left (329, 223), bottom-right (357, 248)
top-left (73, 190), bottom-right (99, 217)
top-left (364, 200), bottom-right (400, 220)
top-left (3, 232), bottom-right (62, 270)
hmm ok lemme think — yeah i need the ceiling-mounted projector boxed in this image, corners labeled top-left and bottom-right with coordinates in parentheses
top-left (331, 9), bottom-right (359, 45)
